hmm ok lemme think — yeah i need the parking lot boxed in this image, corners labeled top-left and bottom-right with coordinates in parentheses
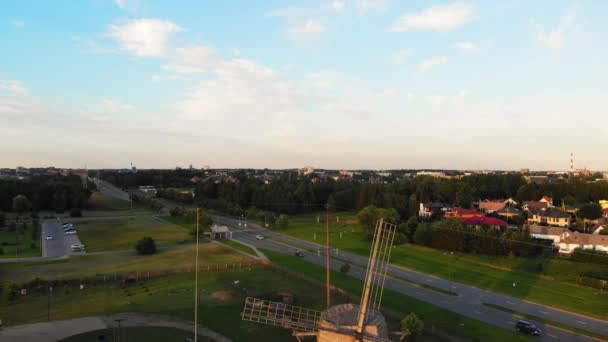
top-left (41, 221), bottom-right (86, 258)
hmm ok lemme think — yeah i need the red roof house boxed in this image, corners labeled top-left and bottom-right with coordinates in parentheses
top-left (445, 207), bottom-right (484, 219)
top-left (462, 216), bottom-right (508, 229)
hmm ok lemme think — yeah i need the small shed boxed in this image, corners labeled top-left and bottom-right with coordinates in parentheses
top-left (210, 225), bottom-right (231, 240)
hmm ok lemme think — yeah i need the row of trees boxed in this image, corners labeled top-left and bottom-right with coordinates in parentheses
top-left (0, 175), bottom-right (91, 213)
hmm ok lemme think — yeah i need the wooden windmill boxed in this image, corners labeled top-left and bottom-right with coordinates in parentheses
top-left (241, 219), bottom-right (397, 341)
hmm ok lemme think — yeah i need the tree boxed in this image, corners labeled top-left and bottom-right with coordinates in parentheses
top-left (407, 194), bottom-right (418, 218)
top-left (413, 223), bottom-right (432, 246)
top-left (401, 312), bottom-right (424, 340)
top-left (69, 208), bottom-right (82, 218)
top-left (340, 262), bottom-right (351, 274)
top-left (357, 205), bottom-right (399, 239)
top-left (3, 281), bottom-right (19, 302)
top-left (0, 213), bottom-right (5, 227)
top-left (135, 237), bottom-right (157, 255)
top-left (578, 203), bottom-right (603, 220)
top-left (12, 194), bottom-right (31, 213)
top-left (405, 216), bottom-right (418, 243)
top-left (275, 214), bottom-right (290, 230)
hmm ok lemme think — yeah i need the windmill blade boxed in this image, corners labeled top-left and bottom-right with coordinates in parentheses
top-left (241, 297), bottom-right (322, 332)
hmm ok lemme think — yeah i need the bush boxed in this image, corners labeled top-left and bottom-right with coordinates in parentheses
top-left (401, 312), bottom-right (424, 340)
top-left (135, 237), bottom-right (157, 255)
top-left (30, 242), bottom-right (36, 249)
top-left (69, 208), bottom-right (82, 218)
top-left (275, 214), bottom-right (290, 230)
top-left (340, 262), bottom-right (351, 274)
top-left (571, 248), bottom-right (608, 265)
top-left (3, 281), bottom-right (19, 302)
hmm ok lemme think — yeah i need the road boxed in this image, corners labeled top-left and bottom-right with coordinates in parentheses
top-left (92, 178), bottom-right (130, 201)
top-left (216, 216), bottom-right (608, 342)
top-left (41, 221), bottom-right (85, 258)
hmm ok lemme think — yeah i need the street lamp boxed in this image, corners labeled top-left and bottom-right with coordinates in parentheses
top-left (192, 192), bottom-right (200, 342)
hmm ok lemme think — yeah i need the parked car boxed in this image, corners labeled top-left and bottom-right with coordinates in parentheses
top-left (255, 235), bottom-right (264, 240)
top-left (294, 251), bottom-right (305, 257)
top-left (64, 226), bottom-right (75, 231)
top-left (516, 320), bottom-right (542, 336)
top-left (46, 235), bottom-right (53, 240)
top-left (70, 244), bottom-right (85, 252)
top-left (65, 230), bottom-right (77, 235)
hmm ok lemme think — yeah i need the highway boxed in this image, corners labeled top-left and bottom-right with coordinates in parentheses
top-left (216, 216), bottom-right (608, 342)
top-left (41, 221), bottom-right (85, 258)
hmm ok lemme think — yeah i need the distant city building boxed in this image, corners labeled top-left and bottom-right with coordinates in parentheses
top-left (519, 168), bottom-right (530, 175)
top-left (603, 171), bottom-right (608, 180)
top-left (202, 165), bottom-right (210, 170)
top-left (298, 166), bottom-right (315, 176)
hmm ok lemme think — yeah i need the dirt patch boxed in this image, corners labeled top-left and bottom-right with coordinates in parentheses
top-left (211, 291), bottom-right (232, 301)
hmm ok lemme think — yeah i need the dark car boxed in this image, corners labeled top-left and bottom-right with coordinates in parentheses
top-left (294, 251), bottom-right (305, 257)
top-left (516, 320), bottom-right (542, 336)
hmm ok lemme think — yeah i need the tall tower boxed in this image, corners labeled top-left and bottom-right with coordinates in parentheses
top-left (570, 153), bottom-right (574, 176)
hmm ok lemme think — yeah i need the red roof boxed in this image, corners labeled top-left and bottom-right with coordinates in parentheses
top-left (462, 216), bottom-right (508, 227)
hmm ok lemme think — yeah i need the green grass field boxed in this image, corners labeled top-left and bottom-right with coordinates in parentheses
top-left (0, 222), bottom-right (40, 259)
top-left (220, 239), bottom-right (257, 256)
top-left (0, 243), bottom-right (251, 283)
top-left (277, 212), bottom-right (608, 320)
top-left (0, 267), bottom-right (355, 341)
top-left (76, 217), bottom-right (191, 252)
top-left (264, 249), bottom-right (533, 342)
top-left (60, 327), bottom-right (214, 342)
top-left (86, 192), bottom-right (150, 212)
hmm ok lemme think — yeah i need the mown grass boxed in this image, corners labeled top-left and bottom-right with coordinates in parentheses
top-left (264, 249), bottom-right (534, 342)
top-left (220, 239), bottom-right (257, 256)
top-left (0, 222), bottom-right (40, 259)
top-left (86, 192), bottom-right (149, 212)
top-left (76, 216), bottom-right (191, 252)
top-left (60, 327), bottom-right (214, 342)
top-left (278, 212), bottom-right (608, 320)
top-left (0, 267), bottom-right (356, 341)
top-left (0, 243), bottom-right (251, 283)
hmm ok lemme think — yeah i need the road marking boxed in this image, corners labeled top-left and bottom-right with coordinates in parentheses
top-left (546, 333), bottom-right (558, 339)
top-left (575, 320), bottom-right (587, 325)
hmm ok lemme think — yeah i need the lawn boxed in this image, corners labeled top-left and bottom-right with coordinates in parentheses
top-left (264, 249), bottom-right (533, 342)
top-left (220, 239), bottom-right (257, 256)
top-left (0, 267), bottom-right (357, 341)
top-left (86, 192), bottom-right (150, 212)
top-left (277, 212), bottom-right (608, 320)
top-left (0, 222), bottom-right (40, 259)
top-left (76, 216), bottom-right (191, 252)
top-left (60, 327), bottom-right (214, 342)
top-left (0, 243), bottom-right (251, 283)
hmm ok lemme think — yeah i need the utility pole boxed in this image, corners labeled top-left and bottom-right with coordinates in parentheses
top-left (47, 284), bottom-right (52, 321)
top-left (326, 203), bottom-right (331, 309)
top-left (194, 206), bottom-right (200, 342)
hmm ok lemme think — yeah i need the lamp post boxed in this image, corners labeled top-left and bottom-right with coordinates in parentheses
top-left (192, 193), bottom-right (200, 342)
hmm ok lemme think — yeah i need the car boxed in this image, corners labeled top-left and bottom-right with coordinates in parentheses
top-left (516, 320), bottom-right (542, 336)
top-left (46, 235), bottom-right (53, 240)
top-left (255, 235), bottom-right (264, 240)
top-left (64, 226), bottom-right (75, 231)
top-left (62, 223), bottom-right (73, 227)
top-left (294, 251), bottom-right (305, 257)
top-left (65, 230), bottom-right (77, 235)
top-left (70, 244), bottom-right (85, 252)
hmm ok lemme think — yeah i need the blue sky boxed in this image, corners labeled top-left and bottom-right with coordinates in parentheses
top-left (1, 0), bottom-right (607, 170)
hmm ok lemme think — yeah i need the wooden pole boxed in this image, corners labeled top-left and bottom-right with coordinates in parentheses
top-left (326, 203), bottom-right (331, 309)
top-left (194, 207), bottom-right (200, 342)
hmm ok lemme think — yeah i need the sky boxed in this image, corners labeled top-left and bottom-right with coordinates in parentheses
top-left (1, 0), bottom-right (607, 171)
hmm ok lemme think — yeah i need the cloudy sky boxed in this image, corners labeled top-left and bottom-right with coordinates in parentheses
top-left (1, 0), bottom-right (607, 170)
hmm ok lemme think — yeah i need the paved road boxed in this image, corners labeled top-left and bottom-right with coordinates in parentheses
top-left (42, 221), bottom-right (85, 258)
top-left (93, 178), bottom-right (130, 201)
top-left (216, 216), bottom-right (607, 342)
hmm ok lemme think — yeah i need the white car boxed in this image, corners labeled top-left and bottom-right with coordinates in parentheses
top-left (255, 235), bottom-right (264, 240)
top-left (65, 230), bottom-right (77, 235)
top-left (70, 244), bottom-right (85, 252)
top-left (46, 235), bottom-right (53, 240)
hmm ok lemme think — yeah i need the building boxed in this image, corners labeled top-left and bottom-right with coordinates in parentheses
top-left (604, 172), bottom-right (608, 180)
top-left (529, 225), bottom-right (569, 243)
top-left (298, 166), bottom-right (315, 176)
top-left (497, 206), bottom-right (522, 219)
top-left (540, 196), bottom-right (554, 207)
top-left (522, 201), bottom-right (548, 211)
top-left (478, 200), bottom-right (505, 213)
top-left (418, 202), bottom-right (448, 218)
top-left (558, 230), bottom-right (608, 254)
top-left (603, 208), bottom-right (608, 219)
top-left (527, 208), bottom-right (571, 228)
top-left (138, 186), bottom-right (157, 196)
top-left (462, 216), bottom-right (508, 230)
top-left (210, 225), bottom-right (231, 240)
top-left (600, 200), bottom-right (608, 210)
top-left (445, 207), bottom-right (484, 219)
top-left (520, 168), bottom-right (530, 175)
top-left (591, 224), bottom-right (606, 235)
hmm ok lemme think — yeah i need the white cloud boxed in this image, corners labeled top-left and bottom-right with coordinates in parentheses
top-left (390, 49), bottom-right (410, 65)
top-left (12, 20), bottom-right (25, 28)
top-left (109, 19), bottom-right (183, 57)
top-left (535, 9), bottom-right (575, 49)
top-left (114, 0), bottom-right (140, 11)
top-left (357, 0), bottom-right (390, 13)
top-left (289, 20), bottom-right (326, 39)
top-left (390, 3), bottom-right (474, 32)
top-left (0, 80), bottom-right (28, 96)
top-left (163, 46), bottom-right (219, 74)
top-left (418, 56), bottom-right (448, 72)
top-left (97, 99), bottom-right (135, 113)
top-left (455, 41), bottom-right (480, 53)
top-left (328, 0), bottom-right (346, 11)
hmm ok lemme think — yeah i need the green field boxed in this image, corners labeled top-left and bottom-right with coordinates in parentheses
top-left (220, 239), bottom-right (258, 256)
top-left (0, 222), bottom-right (40, 259)
top-left (0, 243), bottom-right (251, 283)
top-left (0, 267), bottom-right (355, 341)
top-left (86, 191), bottom-right (152, 213)
top-left (60, 327), bottom-right (214, 342)
top-left (277, 212), bottom-right (608, 320)
top-left (76, 217), bottom-right (191, 252)
top-left (264, 249), bottom-right (533, 342)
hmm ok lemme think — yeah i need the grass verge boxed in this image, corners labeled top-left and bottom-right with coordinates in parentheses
top-left (220, 239), bottom-right (257, 256)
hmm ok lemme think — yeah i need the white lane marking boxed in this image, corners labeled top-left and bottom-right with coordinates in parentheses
top-left (539, 310), bottom-right (549, 315)
top-left (575, 320), bottom-right (587, 325)
top-left (546, 333), bottom-right (558, 339)
top-left (506, 301), bottom-right (515, 305)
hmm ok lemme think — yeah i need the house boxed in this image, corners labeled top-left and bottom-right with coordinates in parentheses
top-left (210, 225), bottom-right (231, 240)
top-left (298, 166), bottom-right (315, 176)
top-left (529, 225), bottom-right (569, 243)
top-left (191, 176), bottom-right (202, 184)
top-left (497, 206), bottom-right (522, 219)
top-left (445, 207), bottom-right (484, 219)
top-left (138, 186), bottom-right (157, 196)
top-left (558, 231), bottom-right (608, 254)
top-left (600, 200), bottom-right (608, 210)
top-left (418, 202), bottom-right (448, 218)
top-left (522, 201), bottom-right (548, 211)
top-left (462, 216), bottom-right (508, 230)
top-left (591, 224), bottom-right (606, 235)
top-left (504, 198), bottom-right (518, 206)
top-left (540, 196), bottom-right (554, 207)
top-left (527, 208), bottom-right (571, 228)
top-left (478, 200), bottom-right (505, 214)
top-left (603, 208), bottom-right (608, 219)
